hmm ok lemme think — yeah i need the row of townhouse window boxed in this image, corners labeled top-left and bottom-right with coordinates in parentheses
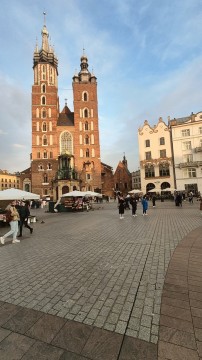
top-left (145, 134), bottom-right (202, 149)
top-left (145, 149), bottom-right (167, 160)
top-left (0, 184), bottom-right (19, 189)
top-left (145, 139), bottom-right (202, 159)
top-left (1, 179), bottom-right (19, 183)
top-left (182, 139), bottom-right (202, 150)
top-left (144, 165), bottom-right (202, 178)
top-left (145, 137), bottom-right (165, 147)
top-left (181, 127), bottom-right (202, 137)
top-left (145, 164), bottom-right (170, 178)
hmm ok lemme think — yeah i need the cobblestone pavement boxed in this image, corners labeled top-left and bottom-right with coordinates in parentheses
top-left (0, 199), bottom-right (201, 357)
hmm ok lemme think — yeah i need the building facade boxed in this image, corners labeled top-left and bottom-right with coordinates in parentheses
top-left (131, 169), bottom-right (141, 190)
top-left (0, 170), bottom-right (20, 191)
top-left (138, 118), bottom-right (175, 194)
top-left (31, 21), bottom-right (102, 200)
top-left (113, 155), bottom-right (132, 196)
top-left (169, 112), bottom-right (202, 195)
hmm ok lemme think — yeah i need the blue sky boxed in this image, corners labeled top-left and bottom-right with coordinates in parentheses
top-left (0, 0), bottom-right (202, 173)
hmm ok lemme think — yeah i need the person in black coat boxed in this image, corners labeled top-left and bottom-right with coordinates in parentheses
top-left (18, 201), bottom-right (33, 237)
top-left (130, 195), bottom-right (137, 216)
top-left (118, 194), bottom-right (125, 219)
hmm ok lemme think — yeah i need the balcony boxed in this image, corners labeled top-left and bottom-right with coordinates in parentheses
top-left (179, 161), bottom-right (202, 169)
top-left (195, 146), bottom-right (202, 153)
top-left (55, 169), bottom-right (78, 181)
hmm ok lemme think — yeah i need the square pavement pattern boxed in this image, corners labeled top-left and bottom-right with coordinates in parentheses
top-left (0, 200), bottom-right (201, 359)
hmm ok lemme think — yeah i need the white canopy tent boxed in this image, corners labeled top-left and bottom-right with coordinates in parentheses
top-left (61, 190), bottom-right (102, 198)
top-left (147, 188), bottom-right (157, 193)
top-left (61, 190), bottom-right (87, 197)
top-left (128, 189), bottom-right (143, 194)
top-left (162, 187), bottom-right (177, 192)
top-left (0, 188), bottom-right (40, 200)
top-left (84, 191), bottom-right (102, 198)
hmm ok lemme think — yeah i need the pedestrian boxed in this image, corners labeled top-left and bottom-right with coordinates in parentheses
top-left (18, 201), bottom-right (33, 237)
top-left (141, 195), bottom-right (148, 216)
top-left (189, 191), bottom-right (193, 204)
top-left (130, 195), bottom-right (137, 216)
top-left (0, 200), bottom-right (20, 244)
top-left (118, 194), bottom-right (125, 219)
top-left (152, 195), bottom-right (156, 207)
top-left (200, 197), bottom-right (202, 215)
top-left (125, 194), bottom-right (130, 210)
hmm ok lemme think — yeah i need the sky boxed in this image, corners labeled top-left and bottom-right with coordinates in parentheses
top-left (0, 0), bottom-right (202, 173)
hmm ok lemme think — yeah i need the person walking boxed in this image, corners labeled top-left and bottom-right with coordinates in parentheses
top-left (152, 195), bottom-right (156, 207)
top-left (18, 201), bottom-right (33, 237)
top-left (130, 195), bottom-right (137, 216)
top-left (118, 194), bottom-right (125, 219)
top-left (0, 200), bottom-right (20, 244)
top-left (141, 195), bottom-right (148, 216)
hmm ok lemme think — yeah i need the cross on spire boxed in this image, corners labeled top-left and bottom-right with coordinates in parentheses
top-left (43, 11), bottom-right (46, 25)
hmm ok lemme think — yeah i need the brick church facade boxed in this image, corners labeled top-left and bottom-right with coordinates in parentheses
top-left (31, 21), bottom-right (102, 200)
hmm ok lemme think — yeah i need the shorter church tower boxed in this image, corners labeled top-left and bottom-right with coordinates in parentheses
top-left (72, 53), bottom-right (102, 192)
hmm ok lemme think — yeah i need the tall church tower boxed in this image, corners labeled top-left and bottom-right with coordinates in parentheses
top-left (72, 54), bottom-right (102, 192)
top-left (31, 19), bottom-right (59, 197)
top-left (31, 19), bottom-right (102, 199)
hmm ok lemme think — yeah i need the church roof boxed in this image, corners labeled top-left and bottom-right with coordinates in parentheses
top-left (57, 106), bottom-right (74, 126)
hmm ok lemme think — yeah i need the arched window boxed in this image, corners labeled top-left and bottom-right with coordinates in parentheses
top-left (83, 92), bottom-right (88, 101)
top-left (41, 96), bottom-right (46, 105)
top-left (145, 165), bottom-right (155, 178)
top-left (42, 65), bottom-right (46, 80)
top-left (84, 109), bottom-right (88, 118)
top-left (85, 135), bottom-right (90, 145)
top-left (85, 121), bottom-right (89, 130)
top-left (43, 151), bottom-right (47, 159)
top-left (86, 148), bottom-right (90, 157)
top-left (44, 174), bottom-right (48, 183)
top-left (42, 122), bottom-right (47, 132)
top-left (47, 163), bottom-right (52, 169)
top-left (42, 108), bottom-right (46, 118)
top-left (42, 135), bottom-right (48, 146)
top-left (159, 163), bottom-right (170, 177)
top-left (42, 84), bottom-right (46, 93)
top-left (50, 67), bottom-right (54, 84)
top-left (60, 132), bottom-right (73, 154)
top-left (38, 164), bottom-right (43, 170)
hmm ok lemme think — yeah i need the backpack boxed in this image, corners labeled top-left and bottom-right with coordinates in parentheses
top-left (5, 210), bottom-right (13, 223)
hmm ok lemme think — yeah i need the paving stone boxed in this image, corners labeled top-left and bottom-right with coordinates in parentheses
top-left (25, 313), bottom-right (66, 343)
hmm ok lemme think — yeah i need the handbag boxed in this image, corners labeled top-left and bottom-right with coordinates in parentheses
top-left (6, 210), bottom-right (13, 223)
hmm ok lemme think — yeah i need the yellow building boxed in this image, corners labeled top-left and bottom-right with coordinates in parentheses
top-left (0, 170), bottom-right (20, 191)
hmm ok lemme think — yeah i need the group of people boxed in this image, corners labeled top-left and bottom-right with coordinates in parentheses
top-left (0, 200), bottom-right (33, 245)
top-left (117, 194), bottom-right (148, 219)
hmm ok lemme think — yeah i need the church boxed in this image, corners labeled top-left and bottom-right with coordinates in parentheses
top-left (31, 20), bottom-right (102, 200)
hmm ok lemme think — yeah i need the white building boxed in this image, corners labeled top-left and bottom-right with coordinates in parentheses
top-left (169, 112), bottom-right (202, 195)
top-left (138, 118), bottom-right (175, 194)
